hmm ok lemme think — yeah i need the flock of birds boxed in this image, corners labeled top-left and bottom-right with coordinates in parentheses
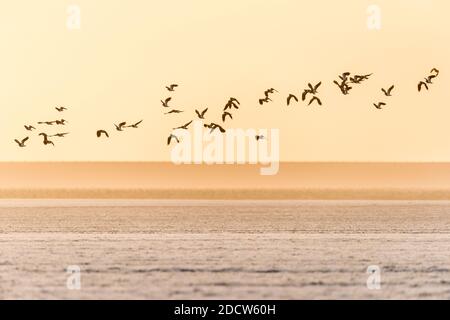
top-left (14, 68), bottom-right (440, 148)
top-left (14, 107), bottom-right (70, 148)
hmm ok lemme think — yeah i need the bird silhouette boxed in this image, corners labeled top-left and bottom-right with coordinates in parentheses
top-left (381, 85), bottom-right (395, 97)
top-left (24, 125), bottom-right (36, 131)
top-left (302, 82), bottom-right (322, 101)
top-left (39, 133), bottom-right (54, 146)
top-left (173, 121), bottom-right (193, 130)
top-left (222, 112), bottom-right (233, 122)
top-left (14, 137), bottom-right (29, 148)
top-left (195, 108), bottom-right (208, 119)
top-left (50, 133), bottom-right (69, 138)
top-left (204, 123), bottom-right (226, 133)
top-left (373, 102), bottom-right (386, 110)
top-left (424, 76), bottom-right (435, 84)
top-left (334, 80), bottom-right (352, 95)
top-left (224, 98), bottom-right (240, 111)
top-left (166, 84), bottom-right (178, 92)
top-left (259, 97), bottom-right (272, 105)
top-left (167, 134), bottom-right (180, 145)
top-left (255, 135), bottom-right (265, 141)
top-left (418, 81), bottom-right (429, 92)
top-left (165, 109), bottom-right (183, 115)
top-left (308, 96), bottom-right (322, 106)
top-left (55, 107), bottom-right (67, 112)
top-left (97, 130), bottom-right (109, 138)
top-left (161, 97), bottom-right (172, 108)
top-left (287, 94), bottom-right (298, 106)
top-left (127, 120), bottom-right (143, 128)
top-left (55, 119), bottom-right (67, 125)
top-left (430, 68), bottom-right (440, 76)
top-left (264, 88), bottom-right (278, 97)
top-left (115, 122), bottom-right (127, 131)
top-left (38, 121), bottom-right (54, 126)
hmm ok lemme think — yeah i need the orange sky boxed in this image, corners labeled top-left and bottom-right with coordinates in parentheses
top-left (0, 0), bottom-right (449, 162)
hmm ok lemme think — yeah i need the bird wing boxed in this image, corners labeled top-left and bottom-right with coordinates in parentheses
top-left (195, 110), bottom-right (201, 117)
top-left (167, 135), bottom-right (172, 145)
top-left (314, 82), bottom-right (322, 90)
top-left (201, 108), bottom-right (208, 117)
top-left (388, 85), bottom-right (394, 94)
top-left (165, 97), bottom-right (172, 104)
top-left (381, 88), bottom-right (387, 95)
top-left (135, 120), bottom-right (143, 126)
top-left (14, 139), bottom-right (20, 145)
top-left (302, 90), bottom-right (308, 101)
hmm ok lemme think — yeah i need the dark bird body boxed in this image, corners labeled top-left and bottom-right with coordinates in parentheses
top-left (167, 134), bottom-right (180, 145)
top-left (127, 120), bottom-right (143, 128)
top-left (14, 137), bottom-right (29, 147)
top-left (287, 94), bottom-right (298, 106)
top-left (24, 125), bottom-right (36, 131)
top-left (115, 122), bottom-right (127, 131)
top-left (166, 84), bottom-right (178, 92)
top-left (195, 108), bottom-right (208, 119)
top-left (50, 133), bottom-right (69, 138)
top-left (373, 102), bottom-right (386, 109)
top-left (173, 121), bottom-right (193, 130)
top-left (222, 112), bottom-right (233, 122)
top-left (39, 133), bottom-right (55, 146)
top-left (382, 85), bottom-right (395, 96)
top-left (97, 130), bottom-right (109, 138)
top-left (161, 97), bottom-right (172, 108)
top-left (204, 123), bottom-right (226, 133)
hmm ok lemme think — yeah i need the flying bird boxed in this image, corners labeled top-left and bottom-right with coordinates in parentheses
top-left (161, 97), bottom-right (172, 108)
top-left (97, 130), bottom-right (109, 138)
top-left (424, 76), bottom-right (435, 84)
top-left (308, 96), bottom-right (322, 106)
top-left (24, 125), bottom-right (35, 131)
top-left (50, 133), bottom-right (70, 138)
top-left (173, 121), bottom-right (193, 130)
top-left (55, 119), bottom-right (67, 125)
top-left (127, 120), bottom-right (143, 128)
top-left (115, 122), bottom-right (127, 131)
top-left (38, 121), bottom-right (54, 126)
top-left (14, 137), bottom-right (29, 148)
top-left (418, 81), bottom-right (429, 92)
top-left (165, 109), bottom-right (184, 115)
top-left (195, 108), bottom-right (208, 119)
top-left (224, 98), bottom-right (240, 111)
top-left (302, 82), bottom-right (321, 101)
top-left (381, 85), bottom-right (395, 97)
top-left (255, 135), bottom-right (265, 141)
top-left (287, 94), bottom-right (298, 106)
top-left (204, 123), bottom-right (226, 133)
top-left (166, 84), bottom-right (178, 92)
top-left (222, 112), bottom-right (233, 122)
top-left (259, 97), bottom-right (272, 105)
top-left (264, 88), bottom-right (278, 97)
top-left (373, 102), bottom-right (386, 110)
top-left (39, 133), bottom-right (55, 146)
top-left (55, 107), bottom-right (67, 112)
top-left (167, 134), bottom-right (180, 145)
top-left (334, 81), bottom-right (352, 95)
top-left (430, 68), bottom-right (439, 76)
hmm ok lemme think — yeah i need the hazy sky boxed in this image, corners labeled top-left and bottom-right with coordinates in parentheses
top-left (0, 0), bottom-right (449, 162)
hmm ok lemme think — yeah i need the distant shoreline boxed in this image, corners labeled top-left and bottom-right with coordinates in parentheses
top-left (2, 188), bottom-right (450, 200)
